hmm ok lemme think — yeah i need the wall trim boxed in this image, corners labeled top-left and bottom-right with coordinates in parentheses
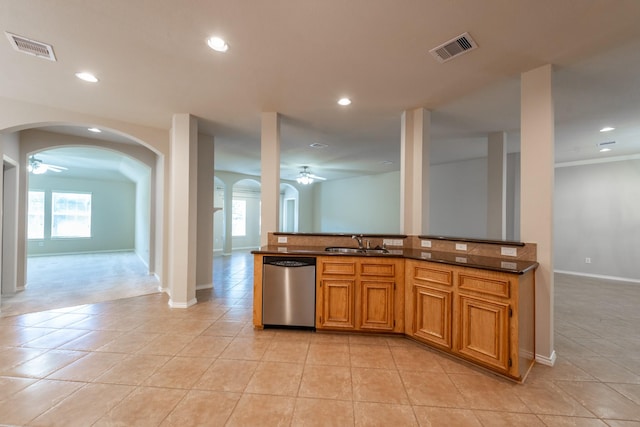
top-left (555, 270), bottom-right (640, 284)
top-left (168, 298), bottom-right (197, 309)
top-left (27, 248), bottom-right (135, 257)
top-left (196, 283), bottom-right (213, 290)
top-left (555, 153), bottom-right (640, 168)
top-left (535, 350), bottom-right (557, 367)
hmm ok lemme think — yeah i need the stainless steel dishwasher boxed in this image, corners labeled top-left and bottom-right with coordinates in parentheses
top-left (262, 256), bottom-right (316, 328)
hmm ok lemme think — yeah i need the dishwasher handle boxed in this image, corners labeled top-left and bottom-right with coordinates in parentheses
top-left (263, 256), bottom-right (316, 268)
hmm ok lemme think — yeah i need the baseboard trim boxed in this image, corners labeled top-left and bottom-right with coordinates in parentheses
top-left (168, 298), bottom-right (197, 309)
top-left (535, 350), bottom-right (557, 367)
top-left (555, 270), bottom-right (640, 284)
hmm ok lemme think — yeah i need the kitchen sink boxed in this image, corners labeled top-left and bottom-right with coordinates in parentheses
top-left (325, 247), bottom-right (390, 254)
top-left (325, 247), bottom-right (364, 254)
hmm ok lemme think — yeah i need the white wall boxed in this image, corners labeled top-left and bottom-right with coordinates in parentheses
top-left (430, 158), bottom-right (488, 238)
top-left (555, 158), bottom-right (640, 282)
top-left (313, 171), bottom-right (401, 233)
top-left (27, 175), bottom-right (136, 255)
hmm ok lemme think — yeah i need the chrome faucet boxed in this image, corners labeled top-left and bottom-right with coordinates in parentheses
top-left (352, 234), bottom-right (364, 250)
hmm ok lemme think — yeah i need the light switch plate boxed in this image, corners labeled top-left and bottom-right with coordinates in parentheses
top-left (421, 240), bottom-right (432, 248)
top-left (455, 243), bottom-right (467, 251)
top-left (277, 236), bottom-right (288, 243)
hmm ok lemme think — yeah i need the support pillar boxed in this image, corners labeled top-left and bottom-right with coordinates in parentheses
top-left (196, 133), bottom-right (214, 290)
top-left (260, 112), bottom-right (280, 247)
top-left (400, 108), bottom-right (430, 235)
top-left (521, 64), bottom-right (555, 365)
top-left (487, 132), bottom-right (507, 240)
top-left (168, 114), bottom-right (198, 308)
top-left (223, 184), bottom-right (233, 255)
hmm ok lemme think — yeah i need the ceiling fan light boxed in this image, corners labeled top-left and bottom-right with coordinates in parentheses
top-left (296, 175), bottom-right (313, 185)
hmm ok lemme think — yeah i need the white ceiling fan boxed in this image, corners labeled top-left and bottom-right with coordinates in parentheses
top-left (296, 166), bottom-right (326, 185)
top-left (27, 155), bottom-right (68, 174)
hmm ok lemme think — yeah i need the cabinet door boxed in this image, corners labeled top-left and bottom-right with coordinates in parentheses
top-left (360, 280), bottom-right (394, 331)
top-left (457, 294), bottom-right (510, 371)
top-left (413, 284), bottom-right (452, 349)
top-left (320, 279), bottom-right (355, 329)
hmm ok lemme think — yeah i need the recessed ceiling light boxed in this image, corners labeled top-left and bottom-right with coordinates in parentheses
top-left (75, 72), bottom-right (98, 83)
top-left (88, 127), bottom-right (101, 133)
top-left (380, 160), bottom-right (394, 166)
top-left (337, 97), bottom-right (351, 106)
top-left (599, 148), bottom-right (612, 152)
top-left (600, 126), bottom-right (615, 132)
top-left (207, 36), bottom-right (229, 52)
top-left (309, 142), bottom-right (328, 149)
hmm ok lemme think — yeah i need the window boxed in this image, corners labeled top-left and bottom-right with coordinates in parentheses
top-left (232, 199), bottom-right (246, 237)
top-left (28, 190), bottom-right (45, 239)
top-left (51, 192), bottom-right (92, 238)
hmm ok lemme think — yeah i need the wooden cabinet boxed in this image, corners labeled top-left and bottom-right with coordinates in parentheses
top-left (405, 260), bottom-right (535, 382)
top-left (317, 256), bottom-right (404, 333)
top-left (405, 260), bottom-right (453, 349)
top-left (255, 252), bottom-right (535, 382)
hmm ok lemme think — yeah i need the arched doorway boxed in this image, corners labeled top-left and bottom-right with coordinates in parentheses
top-left (0, 124), bottom-right (164, 316)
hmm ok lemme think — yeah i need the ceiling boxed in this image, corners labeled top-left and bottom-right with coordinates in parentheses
top-left (3, 1), bottom-right (640, 181)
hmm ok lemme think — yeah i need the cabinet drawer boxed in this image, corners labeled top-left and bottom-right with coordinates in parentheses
top-left (412, 266), bottom-right (453, 286)
top-left (322, 261), bottom-right (357, 275)
top-left (361, 262), bottom-right (395, 277)
top-left (458, 273), bottom-right (510, 298)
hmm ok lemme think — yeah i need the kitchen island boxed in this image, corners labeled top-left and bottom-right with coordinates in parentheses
top-left (252, 233), bottom-right (538, 382)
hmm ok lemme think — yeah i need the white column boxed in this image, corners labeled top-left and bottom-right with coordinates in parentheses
top-left (260, 112), bottom-right (280, 247)
top-left (196, 133), bottom-right (214, 290)
top-left (400, 108), bottom-right (430, 235)
top-left (521, 64), bottom-right (555, 365)
top-left (223, 184), bottom-right (233, 255)
top-left (487, 132), bottom-right (507, 240)
top-left (168, 114), bottom-right (198, 308)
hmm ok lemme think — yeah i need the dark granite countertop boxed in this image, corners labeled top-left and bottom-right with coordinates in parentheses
top-left (252, 246), bottom-right (538, 274)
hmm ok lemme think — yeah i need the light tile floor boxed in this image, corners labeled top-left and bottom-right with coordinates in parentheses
top-left (0, 252), bottom-right (638, 426)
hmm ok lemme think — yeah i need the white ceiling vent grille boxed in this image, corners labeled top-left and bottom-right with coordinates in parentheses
top-left (5, 32), bottom-right (56, 61)
top-left (429, 32), bottom-right (477, 63)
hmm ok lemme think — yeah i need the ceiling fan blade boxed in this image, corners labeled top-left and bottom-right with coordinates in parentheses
top-left (43, 163), bottom-right (68, 171)
top-left (308, 174), bottom-right (326, 181)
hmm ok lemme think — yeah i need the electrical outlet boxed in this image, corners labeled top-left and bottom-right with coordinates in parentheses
top-left (421, 240), bottom-right (432, 248)
top-left (585, 257), bottom-right (591, 264)
top-left (277, 236), bottom-right (287, 244)
top-left (421, 252), bottom-right (432, 259)
top-left (278, 246), bottom-right (287, 252)
top-left (501, 247), bottom-right (517, 257)
top-left (455, 243), bottom-right (467, 251)
top-left (455, 256), bottom-right (468, 263)
top-left (501, 261), bottom-right (517, 270)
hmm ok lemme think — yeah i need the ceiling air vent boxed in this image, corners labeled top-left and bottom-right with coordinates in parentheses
top-left (5, 32), bottom-right (56, 61)
top-left (429, 32), bottom-right (477, 63)
top-left (597, 141), bottom-right (616, 152)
